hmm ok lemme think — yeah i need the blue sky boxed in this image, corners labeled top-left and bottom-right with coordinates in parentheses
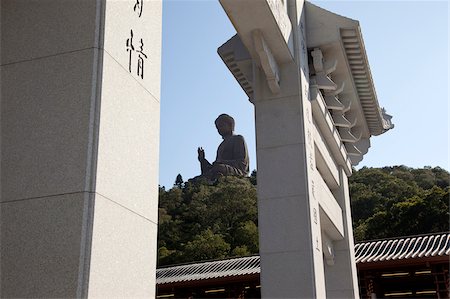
top-left (159, 1), bottom-right (449, 188)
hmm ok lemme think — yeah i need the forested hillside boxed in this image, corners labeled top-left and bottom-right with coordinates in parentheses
top-left (158, 174), bottom-right (258, 266)
top-left (158, 166), bottom-right (449, 266)
top-left (350, 166), bottom-right (449, 240)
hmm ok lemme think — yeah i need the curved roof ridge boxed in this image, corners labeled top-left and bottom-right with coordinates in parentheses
top-left (157, 233), bottom-right (449, 285)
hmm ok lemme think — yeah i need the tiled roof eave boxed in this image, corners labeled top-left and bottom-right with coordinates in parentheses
top-left (157, 255), bottom-right (260, 285)
top-left (340, 27), bottom-right (393, 136)
top-left (156, 233), bottom-right (449, 285)
top-left (354, 233), bottom-right (450, 264)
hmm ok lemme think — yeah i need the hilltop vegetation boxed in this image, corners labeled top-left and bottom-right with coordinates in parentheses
top-left (350, 166), bottom-right (449, 240)
top-left (158, 166), bottom-right (449, 266)
top-left (158, 174), bottom-right (258, 266)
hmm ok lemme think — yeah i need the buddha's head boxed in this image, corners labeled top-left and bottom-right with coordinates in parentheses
top-left (215, 114), bottom-right (234, 137)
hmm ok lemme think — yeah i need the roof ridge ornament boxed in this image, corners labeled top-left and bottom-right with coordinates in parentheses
top-left (381, 107), bottom-right (395, 131)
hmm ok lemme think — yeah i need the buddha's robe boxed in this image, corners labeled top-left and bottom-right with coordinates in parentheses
top-left (201, 135), bottom-right (249, 178)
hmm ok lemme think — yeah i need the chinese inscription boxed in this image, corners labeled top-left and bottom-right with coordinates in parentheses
top-left (126, 30), bottom-right (135, 73)
top-left (300, 15), bottom-right (321, 255)
top-left (134, 0), bottom-right (143, 17)
top-left (126, 0), bottom-right (148, 79)
top-left (309, 152), bottom-right (314, 171)
top-left (307, 129), bottom-right (312, 146)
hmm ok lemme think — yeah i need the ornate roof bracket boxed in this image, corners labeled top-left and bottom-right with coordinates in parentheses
top-left (312, 48), bottom-right (337, 75)
top-left (324, 95), bottom-right (344, 110)
top-left (345, 113), bottom-right (358, 128)
top-left (354, 138), bottom-right (370, 156)
top-left (218, 34), bottom-right (254, 101)
top-left (324, 81), bottom-right (345, 96)
top-left (252, 30), bottom-right (281, 94)
top-left (310, 74), bottom-right (337, 91)
top-left (310, 86), bottom-right (353, 175)
top-left (323, 82), bottom-right (346, 110)
top-left (349, 154), bottom-right (363, 165)
top-left (345, 143), bottom-right (362, 156)
top-left (304, 2), bottom-right (393, 166)
top-left (310, 48), bottom-right (338, 91)
top-left (339, 127), bottom-right (361, 143)
top-left (332, 111), bottom-right (352, 127)
top-left (346, 137), bottom-right (370, 165)
top-left (340, 97), bottom-right (352, 113)
top-left (352, 127), bottom-right (363, 141)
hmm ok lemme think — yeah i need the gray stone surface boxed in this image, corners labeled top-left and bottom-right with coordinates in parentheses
top-left (259, 251), bottom-right (316, 298)
top-left (258, 195), bottom-right (312, 253)
top-left (256, 144), bottom-right (308, 199)
top-left (1, 0), bottom-right (99, 65)
top-left (254, 96), bottom-right (304, 149)
top-left (1, 49), bottom-right (98, 201)
top-left (0, 193), bottom-right (91, 298)
top-left (253, 62), bottom-right (301, 101)
top-left (95, 52), bottom-right (160, 223)
top-left (103, 0), bottom-right (162, 98)
top-left (1, 0), bottom-right (161, 297)
top-left (87, 194), bottom-right (157, 298)
top-left (323, 168), bottom-right (359, 297)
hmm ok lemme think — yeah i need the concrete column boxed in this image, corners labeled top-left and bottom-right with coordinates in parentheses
top-left (219, 1), bottom-right (379, 297)
top-left (254, 2), bottom-right (326, 295)
top-left (324, 168), bottom-right (360, 298)
top-left (1, 0), bottom-right (161, 297)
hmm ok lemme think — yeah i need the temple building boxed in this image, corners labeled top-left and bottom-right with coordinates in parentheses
top-left (156, 232), bottom-right (450, 298)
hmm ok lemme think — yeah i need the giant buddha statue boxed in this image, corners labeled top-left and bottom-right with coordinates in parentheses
top-left (196, 114), bottom-right (249, 181)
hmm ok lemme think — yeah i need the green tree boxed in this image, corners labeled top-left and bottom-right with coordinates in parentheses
top-left (158, 166), bottom-right (449, 265)
top-left (183, 229), bottom-right (231, 262)
top-left (157, 175), bottom-right (259, 266)
top-left (174, 174), bottom-right (184, 188)
top-left (249, 170), bottom-right (257, 185)
top-left (234, 220), bottom-right (259, 253)
top-left (350, 166), bottom-right (449, 241)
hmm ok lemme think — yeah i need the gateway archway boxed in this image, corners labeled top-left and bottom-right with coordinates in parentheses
top-left (1, 1), bottom-right (392, 298)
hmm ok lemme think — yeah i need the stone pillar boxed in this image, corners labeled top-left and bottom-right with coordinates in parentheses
top-left (219, 0), bottom-right (391, 297)
top-left (253, 1), bottom-right (326, 297)
top-left (0, 0), bottom-right (161, 297)
top-left (254, 65), bottom-right (326, 299)
top-left (218, 0), bottom-right (327, 297)
top-left (324, 167), bottom-right (360, 298)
